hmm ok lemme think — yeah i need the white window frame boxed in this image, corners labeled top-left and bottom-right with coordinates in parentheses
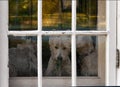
top-left (0, 0), bottom-right (117, 87)
top-left (117, 0), bottom-right (120, 85)
top-left (0, 1), bottom-right (9, 87)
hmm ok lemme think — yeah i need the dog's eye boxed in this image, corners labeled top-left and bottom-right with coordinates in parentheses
top-left (63, 47), bottom-right (66, 50)
top-left (55, 46), bottom-right (58, 49)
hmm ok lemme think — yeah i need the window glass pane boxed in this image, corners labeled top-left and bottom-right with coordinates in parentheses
top-left (76, 36), bottom-right (105, 85)
top-left (77, 0), bottom-right (106, 30)
top-left (42, 36), bottom-right (71, 86)
top-left (9, 0), bottom-right (37, 30)
top-left (42, 0), bottom-right (71, 31)
top-left (9, 36), bottom-right (37, 87)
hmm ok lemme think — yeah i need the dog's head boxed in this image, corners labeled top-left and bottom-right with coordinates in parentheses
top-left (76, 36), bottom-right (94, 56)
top-left (49, 36), bottom-right (71, 61)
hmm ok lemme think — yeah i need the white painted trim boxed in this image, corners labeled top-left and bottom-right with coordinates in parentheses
top-left (0, 1), bottom-right (9, 87)
top-left (8, 31), bottom-right (39, 36)
top-left (106, 0), bottom-right (117, 86)
top-left (37, 35), bottom-right (42, 87)
top-left (38, 1), bottom-right (42, 87)
top-left (8, 31), bottom-right (108, 36)
top-left (9, 77), bottom-right (103, 87)
top-left (72, 0), bottom-right (77, 86)
top-left (117, 0), bottom-right (120, 86)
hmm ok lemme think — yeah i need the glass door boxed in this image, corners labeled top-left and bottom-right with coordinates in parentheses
top-left (0, 0), bottom-right (117, 87)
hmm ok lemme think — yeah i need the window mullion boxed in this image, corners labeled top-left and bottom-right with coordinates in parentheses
top-left (8, 31), bottom-right (108, 36)
top-left (72, 0), bottom-right (77, 86)
top-left (38, 0), bottom-right (42, 87)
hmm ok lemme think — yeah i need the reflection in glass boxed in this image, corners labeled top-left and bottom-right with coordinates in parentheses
top-left (42, 0), bottom-right (71, 30)
top-left (76, 36), bottom-right (98, 76)
top-left (9, 36), bottom-right (37, 77)
top-left (42, 36), bottom-right (71, 76)
top-left (9, 0), bottom-right (37, 30)
top-left (77, 0), bottom-right (106, 30)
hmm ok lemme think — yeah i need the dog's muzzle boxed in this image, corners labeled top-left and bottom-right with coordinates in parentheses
top-left (56, 55), bottom-right (62, 68)
top-left (58, 55), bottom-right (62, 62)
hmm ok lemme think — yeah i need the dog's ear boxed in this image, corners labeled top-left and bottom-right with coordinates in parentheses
top-left (83, 36), bottom-right (95, 53)
top-left (77, 36), bottom-right (95, 54)
top-left (88, 38), bottom-right (94, 53)
top-left (49, 36), bottom-right (56, 51)
top-left (49, 36), bottom-right (54, 46)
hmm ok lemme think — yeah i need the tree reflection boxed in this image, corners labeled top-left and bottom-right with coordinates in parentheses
top-left (9, 0), bottom-right (97, 30)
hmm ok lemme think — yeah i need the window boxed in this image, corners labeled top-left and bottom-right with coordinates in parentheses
top-left (0, 0), bottom-right (117, 87)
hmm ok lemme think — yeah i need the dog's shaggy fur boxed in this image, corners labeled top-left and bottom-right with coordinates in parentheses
top-left (76, 36), bottom-right (97, 76)
top-left (9, 36), bottom-right (97, 76)
top-left (78, 50), bottom-right (98, 76)
top-left (46, 36), bottom-right (97, 76)
top-left (45, 36), bottom-right (71, 76)
top-left (9, 43), bottom-right (37, 76)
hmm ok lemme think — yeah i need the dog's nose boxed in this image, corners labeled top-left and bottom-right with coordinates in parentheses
top-left (58, 55), bottom-right (62, 61)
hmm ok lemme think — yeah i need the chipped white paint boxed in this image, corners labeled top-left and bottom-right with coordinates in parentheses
top-left (8, 31), bottom-right (108, 36)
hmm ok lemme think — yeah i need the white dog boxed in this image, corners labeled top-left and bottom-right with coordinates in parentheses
top-left (45, 35), bottom-right (97, 76)
top-left (45, 36), bottom-right (71, 76)
top-left (76, 36), bottom-right (97, 76)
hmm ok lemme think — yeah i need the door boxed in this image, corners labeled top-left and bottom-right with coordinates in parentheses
top-left (0, 0), bottom-right (117, 87)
